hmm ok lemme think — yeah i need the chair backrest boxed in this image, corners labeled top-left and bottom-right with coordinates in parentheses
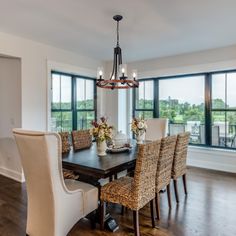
top-left (58, 132), bottom-right (71, 153)
top-left (169, 123), bottom-right (185, 135)
top-left (214, 121), bottom-right (229, 135)
top-left (186, 121), bottom-right (200, 135)
top-left (212, 125), bottom-right (220, 146)
top-left (172, 132), bottom-right (190, 179)
top-left (156, 135), bottom-right (177, 192)
top-left (145, 118), bottom-right (168, 141)
top-left (133, 140), bottom-right (161, 209)
top-left (13, 129), bottom-right (68, 235)
top-left (200, 124), bottom-right (205, 144)
top-left (71, 130), bottom-right (92, 151)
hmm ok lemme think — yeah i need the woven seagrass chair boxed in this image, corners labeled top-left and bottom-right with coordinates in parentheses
top-left (100, 140), bottom-right (161, 236)
top-left (172, 132), bottom-right (190, 203)
top-left (71, 130), bottom-right (92, 151)
top-left (58, 132), bottom-right (79, 180)
top-left (58, 132), bottom-right (71, 153)
top-left (155, 135), bottom-right (177, 220)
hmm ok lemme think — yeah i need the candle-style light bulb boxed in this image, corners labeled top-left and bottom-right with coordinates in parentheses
top-left (97, 67), bottom-right (104, 80)
top-left (122, 67), bottom-right (125, 76)
top-left (132, 70), bottom-right (137, 80)
top-left (119, 64), bottom-right (127, 78)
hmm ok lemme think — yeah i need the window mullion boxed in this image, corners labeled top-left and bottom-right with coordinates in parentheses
top-left (72, 76), bottom-right (77, 130)
top-left (154, 79), bottom-right (159, 118)
top-left (94, 79), bottom-right (97, 122)
top-left (205, 73), bottom-right (212, 146)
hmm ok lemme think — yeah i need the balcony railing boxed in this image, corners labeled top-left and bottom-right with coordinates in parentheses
top-left (169, 123), bottom-right (236, 148)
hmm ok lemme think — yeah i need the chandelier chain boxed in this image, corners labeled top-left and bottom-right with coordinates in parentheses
top-left (116, 21), bottom-right (119, 46)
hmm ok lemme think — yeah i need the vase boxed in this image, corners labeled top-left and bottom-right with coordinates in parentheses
top-left (97, 140), bottom-right (107, 156)
top-left (136, 132), bottom-right (145, 144)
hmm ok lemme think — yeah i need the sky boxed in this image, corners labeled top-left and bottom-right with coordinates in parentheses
top-left (52, 74), bottom-right (94, 103)
top-left (138, 76), bottom-right (205, 105)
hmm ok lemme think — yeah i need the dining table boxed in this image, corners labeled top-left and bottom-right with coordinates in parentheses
top-left (62, 141), bottom-right (137, 230)
top-left (62, 142), bottom-right (137, 187)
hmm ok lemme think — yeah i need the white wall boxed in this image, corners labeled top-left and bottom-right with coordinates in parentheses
top-left (0, 32), bottom-right (102, 182)
top-left (125, 45), bottom-right (236, 173)
top-left (128, 45), bottom-right (236, 78)
top-left (0, 57), bottom-right (23, 181)
top-left (0, 57), bottom-right (21, 136)
top-left (100, 62), bottom-right (132, 136)
top-left (0, 31), bottom-right (101, 130)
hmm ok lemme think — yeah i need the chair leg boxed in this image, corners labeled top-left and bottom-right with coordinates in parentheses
top-left (89, 210), bottom-right (97, 229)
top-left (167, 184), bottom-right (172, 209)
top-left (100, 201), bottom-right (105, 230)
top-left (183, 174), bottom-right (188, 195)
top-left (133, 210), bottom-right (140, 236)
top-left (150, 199), bottom-right (155, 228)
top-left (121, 205), bottom-right (125, 215)
top-left (109, 176), bottom-right (113, 182)
top-left (155, 192), bottom-right (160, 221)
top-left (173, 179), bottom-right (179, 203)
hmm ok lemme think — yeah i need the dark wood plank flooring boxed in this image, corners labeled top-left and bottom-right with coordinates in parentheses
top-left (0, 167), bottom-right (236, 236)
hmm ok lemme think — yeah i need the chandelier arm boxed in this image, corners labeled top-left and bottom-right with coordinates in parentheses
top-left (109, 48), bottom-right (116, 80)
top-left (119, 47), bottom-right (122, 65)
top-left (97, 80), bottom-right (109, 87)
top-left (114, 51), bottom-right (118, 80)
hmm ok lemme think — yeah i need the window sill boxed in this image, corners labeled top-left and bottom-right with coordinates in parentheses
top-left (189, 145), bottom-right (236, 156)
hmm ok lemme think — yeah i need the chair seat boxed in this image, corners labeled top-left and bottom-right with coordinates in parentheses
top-left (65, 179), bottom-right (98, 216)
top-left (101, 176), bottom-right (139, 210)
top-left (172, 168), bottom-right (186, 180)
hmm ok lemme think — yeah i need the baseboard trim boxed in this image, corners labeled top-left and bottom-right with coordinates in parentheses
top-left (188, 146), bottom-right (236, 173)
top-left (0, 166), bottom-right (24, 183)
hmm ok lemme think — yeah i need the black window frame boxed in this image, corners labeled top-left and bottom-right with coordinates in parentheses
top-left (132, 78), bottom-right (156, 119)
top-left (210, 71), bottom-right (236, 148)
top-left (51, 70), bottom-right (97, 131)
top-left (133, 69), bottom-right (236, 150)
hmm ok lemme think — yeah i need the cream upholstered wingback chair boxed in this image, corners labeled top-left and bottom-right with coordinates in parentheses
top-left (145, 118), bottom-right (168, 141)
top-left (13, 129), bottom-right (98, 236)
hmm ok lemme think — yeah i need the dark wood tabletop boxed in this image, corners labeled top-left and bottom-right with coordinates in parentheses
top-left (62, 142), bottom-right (137, 180)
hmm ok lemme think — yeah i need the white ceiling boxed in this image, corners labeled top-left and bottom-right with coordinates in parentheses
top-left (1, 0), bottom-right (236, 62)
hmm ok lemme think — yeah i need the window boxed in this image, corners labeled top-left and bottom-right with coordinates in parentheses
top-left (133, 80), bottom-right (154, 119)
top-left (159, 75), bottom-right (205, 144)
top-left (211, 72), bottom-right (236, 148)
top-left (133, 70), bottom-right (236, 149)
top-left (76, 78), bottom-right (95, 130)
top-left (51, 72), bottom-right (96, 132)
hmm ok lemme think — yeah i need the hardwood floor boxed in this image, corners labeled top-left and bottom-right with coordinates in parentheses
top-left (0, 167), bottom-right (236, 236)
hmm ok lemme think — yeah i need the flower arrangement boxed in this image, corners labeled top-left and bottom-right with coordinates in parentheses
top-left (90, 117), bottom-right (113, 143)
top-left (131, 118), bottom-right (147, 136)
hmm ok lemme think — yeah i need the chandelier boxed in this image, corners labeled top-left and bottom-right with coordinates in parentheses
top-left (96, 15), bottom-right (139, 89)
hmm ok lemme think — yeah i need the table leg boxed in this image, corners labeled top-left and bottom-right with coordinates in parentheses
top-left (77, 174), bottom-right (118, 230)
